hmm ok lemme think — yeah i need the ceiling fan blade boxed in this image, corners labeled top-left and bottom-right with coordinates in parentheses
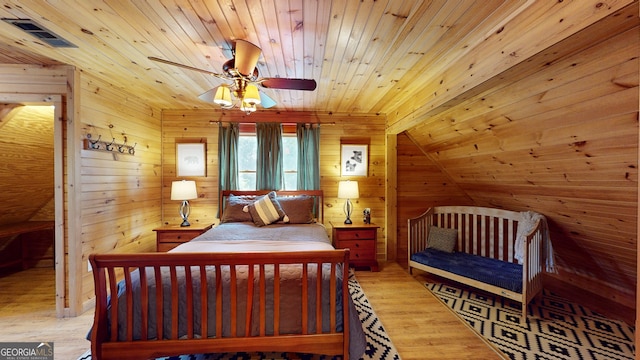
top-left (260, 78), bottom-right (317, 91)
top-left (234, 40), bottom-right (261, 76)
top-left (259, 91), bottom-right (277, 108)
top-left (148, 56), bottom-right (224, 78)
top-left (197, 86), bottom-right (219, 102)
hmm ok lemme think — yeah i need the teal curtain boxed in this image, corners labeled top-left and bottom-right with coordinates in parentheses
top-left (256, 122), bottom-right (283, 190)
top-left (296, 123), bottom-right (320, 190)
top-left (218, 122), bottom-right (239, 191)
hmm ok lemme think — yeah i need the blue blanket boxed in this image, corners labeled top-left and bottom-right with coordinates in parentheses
top-left (411, 249), bottom-right (523, 293)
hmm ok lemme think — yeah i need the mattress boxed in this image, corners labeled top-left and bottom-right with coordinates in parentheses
top-left (411, 248), bottom-right (523, 293)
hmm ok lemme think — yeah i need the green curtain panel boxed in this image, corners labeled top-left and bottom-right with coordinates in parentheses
top-left (218, 122), bottom-right (239, 192)
top-left (296, 123), bottom-right (320, 190)
top-left (256, 122), bottom-right (283, 190)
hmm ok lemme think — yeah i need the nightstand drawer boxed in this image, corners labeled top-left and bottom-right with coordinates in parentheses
top-left (157, 231), bottom-right (194, 243)
top-left (333, 229), bottom-right (376, 241)
top-left (153, 223), bottom-right (213, 252)
top-left (336, 240), bottom-right (375, 260)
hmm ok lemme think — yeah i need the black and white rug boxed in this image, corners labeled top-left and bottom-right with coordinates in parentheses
top-left (426, 283), bottom-right (635, 360)
top-left (78, 272), bottom-right (400, 360)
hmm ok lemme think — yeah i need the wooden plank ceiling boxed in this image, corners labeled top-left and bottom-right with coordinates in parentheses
top-left (0, 0), bottom-right (531, 113)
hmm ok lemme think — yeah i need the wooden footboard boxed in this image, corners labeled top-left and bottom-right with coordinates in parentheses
top-left (408, 206), bottom-right (545, 318)
top-left (89, 250), bottom-right (351, 360)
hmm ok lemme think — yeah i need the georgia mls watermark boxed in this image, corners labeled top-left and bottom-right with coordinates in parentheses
top-left (0, 342), bottom-right (53, 360)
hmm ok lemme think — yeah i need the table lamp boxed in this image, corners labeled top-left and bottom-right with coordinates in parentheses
top-left (171, 180), bottom-right (198, 227)
top-left (337, 180), bottom-right (359, 224)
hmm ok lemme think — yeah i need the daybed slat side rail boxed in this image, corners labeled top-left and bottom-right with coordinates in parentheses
top-left (522, 218), bottom-right (544, 318)
top-left (407, 208), bottom-right (434, 272)
top-left (432, 206), bottom-right (520, 262)
top-left (89, 251), bottom-right (350, 360)
top-left (220, 190), bottom-right (325, 223)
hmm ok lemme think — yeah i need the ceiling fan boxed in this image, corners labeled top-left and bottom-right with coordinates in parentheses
top-left (149, 40), bottom-right (317, 113)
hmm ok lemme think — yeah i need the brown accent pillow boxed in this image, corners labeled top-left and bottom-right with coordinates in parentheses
top-left (427, 226), bottom-right (458, 253)
top-left (277, 195), bottom-right (315, 224)
top-left (220, 194), bottom-right (256, 223)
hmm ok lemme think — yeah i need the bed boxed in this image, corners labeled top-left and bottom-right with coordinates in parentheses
top-left (89, 190), bottom-right (366, 360)
top-left (408, 206), bottom-right (553, 318)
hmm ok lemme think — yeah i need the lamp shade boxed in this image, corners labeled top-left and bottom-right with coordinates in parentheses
top-left (171, 180), bottom-right (197, 200)
top-left (240, 100), bottom-right (257, 113)
top-left (338, 180), bottom-right (359, 199)
top-left (243, 83), bottom-right (261, 105)
top-left (213, 86), bottom-right (232, 106)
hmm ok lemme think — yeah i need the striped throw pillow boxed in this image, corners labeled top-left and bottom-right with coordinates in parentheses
top-left (247, 191), bottom-right (285, 226)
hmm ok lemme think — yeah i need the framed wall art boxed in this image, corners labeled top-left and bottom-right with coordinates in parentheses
top-left (340, 138), bottom-right (369, 177)
top-left (176, 143), bottom-right (206, 177)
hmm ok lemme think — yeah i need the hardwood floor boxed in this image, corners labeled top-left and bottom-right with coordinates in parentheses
top-left (0, 262), bottom-right (504, 360)
top-left (0, 267), bottom-right (93, 359)
top-left (355, 262), bottom-right (503, 360)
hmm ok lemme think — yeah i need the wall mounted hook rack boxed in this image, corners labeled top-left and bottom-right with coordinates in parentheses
top-left (83, 133), bottom-right (136, 155)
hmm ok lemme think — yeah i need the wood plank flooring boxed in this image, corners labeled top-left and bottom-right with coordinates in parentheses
top-left (356, 262), bottom-right (504, 360)
top-left (0, 262), bottom-right (504, 360)
top-left (0, 267), bottom-right (94, 359)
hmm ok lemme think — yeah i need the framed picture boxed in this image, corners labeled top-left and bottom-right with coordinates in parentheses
top-left (341, 143), bottom-right (368, 177)
top-left (176, 143), bottom-right (206, 177)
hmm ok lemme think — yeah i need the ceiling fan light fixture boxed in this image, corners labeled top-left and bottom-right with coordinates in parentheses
top-left (213, 86), bottom-right (232, 107)
top-left (243, 83), bottom-right (261, 105)
top-left (240, 101), bottom-right (257, 114)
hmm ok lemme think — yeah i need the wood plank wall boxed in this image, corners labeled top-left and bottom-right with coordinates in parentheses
top-left (0, 105), bottom-right (55, 268)
top-left (79, 73), bottom-right (162, 303)
top-left (395, 132), bottom-right (474, 265)
top-left (160, 110), bottom-right (387, 260)
top-left (396, 6), bottom-right (638, 321)
top-left (0, 105), bottom-right (54, 226)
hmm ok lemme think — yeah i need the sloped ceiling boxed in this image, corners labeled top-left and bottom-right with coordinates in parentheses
top-left (398, 3), bottom-right (639, 317)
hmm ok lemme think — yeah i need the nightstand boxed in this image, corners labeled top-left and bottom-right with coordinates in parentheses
top-left (153, 223), bottom-right (214, 252)
top-left (331, 222), bottom-right (379, 271)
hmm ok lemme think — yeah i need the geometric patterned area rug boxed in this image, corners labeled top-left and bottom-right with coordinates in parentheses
top-left (78, 272), bottom-right (400, 360)
top-left (426, 283), bottom-right (635, 360)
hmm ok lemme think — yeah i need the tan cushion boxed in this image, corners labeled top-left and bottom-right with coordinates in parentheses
top-left (427, 226), bottom-right (457, 253)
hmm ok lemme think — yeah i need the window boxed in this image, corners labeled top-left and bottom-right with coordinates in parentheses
top-left (237, 125), bottom-right (298, 190)
top-left (282, 135), bottom-right (298, 190)
top-left (237, 134), bottom-right (257, 190)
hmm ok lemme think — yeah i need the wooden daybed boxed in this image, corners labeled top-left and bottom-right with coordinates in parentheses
top-left (89, 190), bottom-right (366, 360)
top-left (408, 206), bottom-right (548, 318)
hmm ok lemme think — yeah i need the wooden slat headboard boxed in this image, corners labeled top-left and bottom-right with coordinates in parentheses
top-left (220, 190), bottom-right (324, 224)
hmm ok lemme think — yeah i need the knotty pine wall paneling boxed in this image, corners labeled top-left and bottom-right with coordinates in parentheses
top-left (160, 110), bottom-right (388, 262)
top-left (321, 114), bottom-right (387, 262)
top-left (396, 7), bottom-right (638, 322)
top-left (160, 111), bottom-right (219, 227)
top-left (79, 73), bottom-right (162, 305)
top-left (0, 105), bottom-right (54, 226)
top-left (395, 132), bottom-right (474, 265)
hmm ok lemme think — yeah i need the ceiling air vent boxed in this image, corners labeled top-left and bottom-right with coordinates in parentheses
top-left (2, 18), bottom-right (76, 48)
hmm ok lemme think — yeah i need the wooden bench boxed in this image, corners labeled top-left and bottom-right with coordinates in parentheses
top-left (0, 221), bottom-right (55, 270)
top-left (408, 206), bottom-right (545, 318)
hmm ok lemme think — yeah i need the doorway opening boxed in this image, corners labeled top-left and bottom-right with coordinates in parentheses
top-left (0, 96), bottom-right (65, 317)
